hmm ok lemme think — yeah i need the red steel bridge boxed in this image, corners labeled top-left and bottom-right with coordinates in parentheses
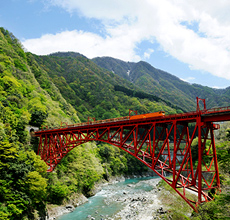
top-left (35, 98), bottom-right (230, 211)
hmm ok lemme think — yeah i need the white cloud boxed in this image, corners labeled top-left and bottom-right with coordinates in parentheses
top-left (23, 30), bottom-right (140, 61)
top-left (144, 49), bottom-right (154, 59)
top-left (180, 77), bottom-right (195, 83)
top-left (22, 0), bottom-right (230, 80)
top-left (47, 0), bottom-right (141, 20)
top-left (212, 86), bottom-right (226, 89)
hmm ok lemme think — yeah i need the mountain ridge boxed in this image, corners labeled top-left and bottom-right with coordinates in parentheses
top-left (33, 52), bottom-right (183, 123)
top-left (45, 52), bottom-right (230, 112)
top-left (92, 56), bottom-right (230, 110)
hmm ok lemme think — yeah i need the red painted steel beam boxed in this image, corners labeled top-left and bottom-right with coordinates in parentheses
top-left (35, 114), bottom-right (221, 212)
top-left (202, 113), bottom-right (230, 122)
top-left (34, 112), bottom-right (200, 136)
top-left (35, 102), bottom-right (230, 212)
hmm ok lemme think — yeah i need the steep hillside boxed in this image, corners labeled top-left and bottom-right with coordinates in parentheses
top-left (0, 28), bottom-right (82, 219)
top-left (33, 52), bottom-right (183, 123)
top-left (0, 31), bottom-right (79, 128)
top-left (0, 29), bottom-right (181, 219)
top-left (92, 57), bottom-right (230, 110)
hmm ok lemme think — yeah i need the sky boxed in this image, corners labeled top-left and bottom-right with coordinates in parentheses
top-left (1, 0), bottom-right (230, 89)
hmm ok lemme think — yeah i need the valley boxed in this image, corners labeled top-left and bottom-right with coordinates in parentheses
top-left (0, 28), bottom-right (229, 220)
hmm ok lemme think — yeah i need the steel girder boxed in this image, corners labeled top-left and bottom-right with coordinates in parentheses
top-left (37, 115), bottom-right (220, 212)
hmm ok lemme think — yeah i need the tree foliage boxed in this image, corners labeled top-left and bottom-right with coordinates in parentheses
top-left (191, 126), bottom-right (230, 219)
top-left (0, 28), bottom-right (80, 219)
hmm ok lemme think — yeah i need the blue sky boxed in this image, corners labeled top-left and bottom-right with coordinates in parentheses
top-left (1, 0), bottom-right (230, 89)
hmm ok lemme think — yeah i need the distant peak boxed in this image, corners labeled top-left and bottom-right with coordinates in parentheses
top-left (49, 51), bottom-right (87, 59)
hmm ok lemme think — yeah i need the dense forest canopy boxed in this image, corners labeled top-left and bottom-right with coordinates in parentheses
top-left (33, 52), bottom-right (183, 123)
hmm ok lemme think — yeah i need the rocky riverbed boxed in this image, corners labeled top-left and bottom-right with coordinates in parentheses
top-left (51, 177), bottom-right (176, 220)
top-left (88, 178), bottom-right (168, 220)
top-left (110, 178), bottom-right (166, 220)
top-left (46, 173), bottom-right (196, 220)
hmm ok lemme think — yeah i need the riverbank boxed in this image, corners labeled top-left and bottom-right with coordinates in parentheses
top-left (46, 193), bottom-right (89, 219)
top-left (46, 176), bottom-right (194, 220)
top-left (108, 178), bottom-right (193, 220)
top-left (104, 178), bottom-right (163, 220)
top-left (46, 176), bottom-right (126, 220)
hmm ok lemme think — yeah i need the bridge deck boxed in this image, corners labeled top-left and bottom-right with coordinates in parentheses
top-left (35, 105), bottom-right (230, 135)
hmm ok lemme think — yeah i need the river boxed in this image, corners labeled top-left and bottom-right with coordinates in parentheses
top-left (57, 177), bottom-right (162, 220)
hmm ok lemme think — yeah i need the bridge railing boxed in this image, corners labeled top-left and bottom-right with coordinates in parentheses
top-left (60, 116), bottom-right (129, 129)
top-left (202, 106), bottom-right (230, 114)
top-left (40, 111), bottom-right (199, 131)
top-left (40, 116), bottom-right (130, 131)
top-left (40, 105), bottom-right (230, 131)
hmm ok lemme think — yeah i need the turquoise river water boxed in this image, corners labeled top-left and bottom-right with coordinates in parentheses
top-left (57, 177), bottom-right (159, 220)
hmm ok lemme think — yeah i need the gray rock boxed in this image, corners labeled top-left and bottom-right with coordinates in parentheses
top-left (157, 207), bottom-right (167, 214)
top-left (65, 204), bottom-right (74, 209)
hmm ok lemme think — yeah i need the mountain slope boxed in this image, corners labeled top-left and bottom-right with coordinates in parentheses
top-left (33, 52), bottom-right (183, 122)
top-left (0, 28), bottom-right (81, 219)
top-left (0, 28), bottom-right (150, 219)
top-left (92, 57), bottom-right (230, 110)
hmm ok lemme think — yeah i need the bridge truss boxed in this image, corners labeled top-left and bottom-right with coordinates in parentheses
top-left (35, 99), bottom-right (230, 211)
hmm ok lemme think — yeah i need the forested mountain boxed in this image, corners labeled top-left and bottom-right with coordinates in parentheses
top-left (92, 57), bottom-right (230, 111)
top-left (0, 28), bottom-right (82, 219)
top-left (33, 52), bottom-right (182, 123)
top-left (1, 28), bottom-right (229, 219)
top-left (0, 29), bottom-right (180, 219)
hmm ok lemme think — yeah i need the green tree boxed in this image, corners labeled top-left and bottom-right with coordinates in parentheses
top-left (25, 171), bottom-right (47, 203)
top-left (0, 141), bottom-right (17, 170)
top-left (47, 183), bottom-right (68, 205)
top-left (216, 129), bottom-right (230, 174)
